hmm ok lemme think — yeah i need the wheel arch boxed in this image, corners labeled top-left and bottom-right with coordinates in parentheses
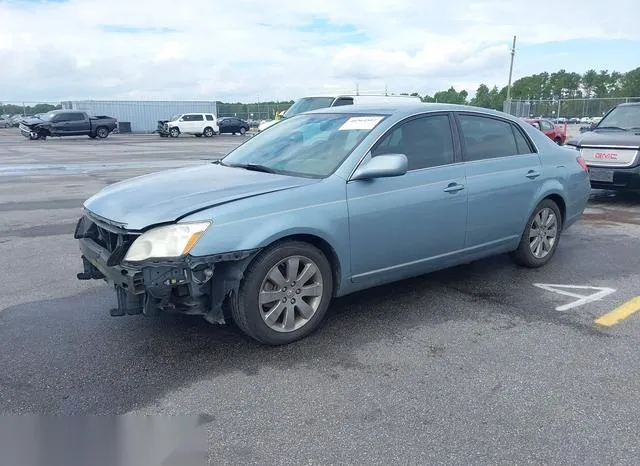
top-left (256, 232), bottom-right (343, 297)
top-left (544, 193), bottom-right (566, 226)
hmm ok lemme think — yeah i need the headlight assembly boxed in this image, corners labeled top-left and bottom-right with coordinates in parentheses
top-left (124, 221), bottom-right (211, 262)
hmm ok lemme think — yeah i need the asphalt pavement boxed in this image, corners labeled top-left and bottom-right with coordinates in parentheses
top-left (1, 129), bottom-right (639, 465)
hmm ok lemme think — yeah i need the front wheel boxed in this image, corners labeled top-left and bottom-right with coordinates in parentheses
top-left (511, 199), bottom-right (562, 268)
top-left (169, 127), bottom-right (180, 138)
top-left (230, 241), bottom-right (334, 345)
top-left (203, 127), bottom-right (214, 137)
top-left (240, 127), bottom-right (246, 135)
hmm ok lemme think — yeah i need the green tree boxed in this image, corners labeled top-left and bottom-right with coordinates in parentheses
top-left (432, 86), bottom-right (468, 104)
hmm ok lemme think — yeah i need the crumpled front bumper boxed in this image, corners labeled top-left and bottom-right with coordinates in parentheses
top-left (74, 213), bottom-right (258, 322)
top-left (18, 123), bottom-right (36, 138)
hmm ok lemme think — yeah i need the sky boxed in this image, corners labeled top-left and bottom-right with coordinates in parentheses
top-left (1, 0), bottom-right (639, 103)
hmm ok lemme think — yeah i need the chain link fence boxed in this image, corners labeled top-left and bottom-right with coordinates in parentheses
top-left (503, 97), bottom-right (640, 120)
top-left (216, 102), bottom-right (293, 126)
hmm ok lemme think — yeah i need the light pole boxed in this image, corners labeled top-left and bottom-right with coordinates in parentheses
top-left (506, 35), bottom-right (517, 103)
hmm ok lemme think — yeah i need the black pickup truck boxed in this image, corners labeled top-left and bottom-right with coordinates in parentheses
top-left (566, 102), bottom-right (640, 192)
top-left (19, 110), bottom-right (118, 140)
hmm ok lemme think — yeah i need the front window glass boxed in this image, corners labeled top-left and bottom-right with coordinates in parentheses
top-left (221, 113), bottom-right (386, 178)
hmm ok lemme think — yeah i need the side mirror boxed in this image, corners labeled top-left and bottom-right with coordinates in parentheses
top-left (351, 154), bottom-right (408, 180)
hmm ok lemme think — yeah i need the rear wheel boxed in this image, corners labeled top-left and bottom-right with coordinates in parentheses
top-left (95, 126), bottom-right (109, 138)
top-left (511, 198), bottom-right (562, 268)
top-left (230, 241), bottom-right (334, 345)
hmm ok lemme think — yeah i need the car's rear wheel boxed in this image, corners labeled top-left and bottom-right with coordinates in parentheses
top-left (203, 127), bottom-right (214, 137)
top-left (230, 240), bottom-right (333, 345)
top-left (96, 126), bottom-right (109, 138)
top-left (511, 198), bottom-right (562, 268)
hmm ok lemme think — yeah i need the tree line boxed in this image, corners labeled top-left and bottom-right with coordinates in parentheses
top-left (3, 67), bottom-right (639, 118)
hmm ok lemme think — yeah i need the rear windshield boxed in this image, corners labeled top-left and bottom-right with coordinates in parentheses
top-left (283, 97), bottom-right (336, 118)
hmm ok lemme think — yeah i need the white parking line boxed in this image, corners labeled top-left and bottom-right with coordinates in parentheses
top-left (533, 283), bottom-right (616, 311)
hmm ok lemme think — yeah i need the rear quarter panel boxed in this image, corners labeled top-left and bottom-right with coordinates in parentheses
top-left (518, 123), bottom-right (590, 229)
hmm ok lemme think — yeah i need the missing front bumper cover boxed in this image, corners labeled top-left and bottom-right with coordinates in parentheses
top-left (77, 236), bottom-right (257, 324)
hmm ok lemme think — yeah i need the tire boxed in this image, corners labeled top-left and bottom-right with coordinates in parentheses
top-left (554, 138), bottom-right (562, 145)
top-left (240, 127), bottom-right (246, 135)
top-left (230, 240), bottom-right (334, 345)
top-left (169, 127), bottom-right (180, 138)
top-left (511, 198), bottom-right (563, 268)
top-left (203, 127), bottom-right (214, 137)
top-left (95, 127), bottom-right (109, 139)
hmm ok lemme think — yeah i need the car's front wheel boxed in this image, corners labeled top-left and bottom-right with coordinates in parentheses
top-left (511, 198), bottom-right (562, 268)
top-left (230, 241), bottom-right (334, 345)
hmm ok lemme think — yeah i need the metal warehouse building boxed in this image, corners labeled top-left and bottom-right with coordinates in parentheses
top-left (60, 100), bottom-right (219, 133)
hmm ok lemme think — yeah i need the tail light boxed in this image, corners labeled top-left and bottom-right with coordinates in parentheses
top-left (576, 155), bottom-right (588, 172)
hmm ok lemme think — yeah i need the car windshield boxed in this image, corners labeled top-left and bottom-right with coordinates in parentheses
top-left (39, 112), bottom-right (56, 121)
top-left (596, 105), bottom-right (640, 130)
top-left (283, 97), bottom-right (336, 118)
top-left (220, 113), bottom-right (386, 178)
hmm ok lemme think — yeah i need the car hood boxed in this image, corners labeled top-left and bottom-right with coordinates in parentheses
top-left (569, 130), bottom-right (640, 148)
top-left (83, 163), bottom-right (318, 231)
top-left (20, 117), bottom-right (45, 126)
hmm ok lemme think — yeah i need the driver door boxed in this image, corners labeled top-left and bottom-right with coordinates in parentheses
top-left (346, 112), bottom-right (468, 285)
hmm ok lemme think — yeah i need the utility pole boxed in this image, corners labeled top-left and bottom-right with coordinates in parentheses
top-left (506, 35), bottom-right (517, 102)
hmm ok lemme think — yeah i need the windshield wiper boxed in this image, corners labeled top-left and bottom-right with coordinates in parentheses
top-left (227, 163), bottom-right (278, 174)
top-left (594, 126), bottom-right (628, 131)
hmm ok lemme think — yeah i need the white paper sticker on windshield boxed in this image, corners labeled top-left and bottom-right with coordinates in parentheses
top-left (338, 116), bottom-right (384, 131)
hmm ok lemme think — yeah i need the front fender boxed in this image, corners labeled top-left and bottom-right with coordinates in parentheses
top-left (184, 185), bottom-right (352, 294)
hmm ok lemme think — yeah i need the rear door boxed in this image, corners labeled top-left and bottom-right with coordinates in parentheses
top-left (67, 112), bottom-right (89, 134)
top-left (454, 112), bottom-right (543, 251)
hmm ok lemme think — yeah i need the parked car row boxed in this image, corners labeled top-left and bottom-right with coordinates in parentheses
top-left (154, 113), bottom-right (251, 138)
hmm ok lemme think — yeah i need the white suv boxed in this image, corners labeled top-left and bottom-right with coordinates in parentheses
top-left (165, 113), bottom-right (219, 138)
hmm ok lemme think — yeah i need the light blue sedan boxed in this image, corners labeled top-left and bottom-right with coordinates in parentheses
top-left (74, 103), bottom-right (591, 345)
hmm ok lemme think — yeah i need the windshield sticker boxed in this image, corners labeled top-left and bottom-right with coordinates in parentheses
top-left (339, 116), bottom-right (384, 131)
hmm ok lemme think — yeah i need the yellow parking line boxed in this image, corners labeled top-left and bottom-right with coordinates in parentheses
top-left (594, 297), bottom-right (640, 327)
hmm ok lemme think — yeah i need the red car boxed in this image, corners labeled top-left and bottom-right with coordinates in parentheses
top-left (523, 118), bottom-right (567, 145)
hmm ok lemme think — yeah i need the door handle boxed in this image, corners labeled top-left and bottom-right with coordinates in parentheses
top-left (526, 170), bottom-right (541, 179)
top-left (443, 183), bottom-right (465, 193)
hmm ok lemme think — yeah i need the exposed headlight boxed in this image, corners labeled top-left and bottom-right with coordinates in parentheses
top-left (124, 221), bottom-right (211, 262)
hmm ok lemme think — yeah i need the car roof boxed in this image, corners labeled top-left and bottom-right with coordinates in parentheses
top-left (303, 102), bottom-right (519, 120)
top-left (616, 102), bottom-right (640, 107)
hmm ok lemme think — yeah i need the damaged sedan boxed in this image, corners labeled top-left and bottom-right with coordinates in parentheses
top-left (75, 103), bottom-right (590, 345)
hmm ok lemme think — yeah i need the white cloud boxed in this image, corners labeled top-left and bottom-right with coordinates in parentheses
top-left (0, 0), bottom-right (639, 103)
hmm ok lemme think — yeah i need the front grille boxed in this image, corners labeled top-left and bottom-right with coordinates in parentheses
top-left (74, 213), bottom-right (139, 265)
